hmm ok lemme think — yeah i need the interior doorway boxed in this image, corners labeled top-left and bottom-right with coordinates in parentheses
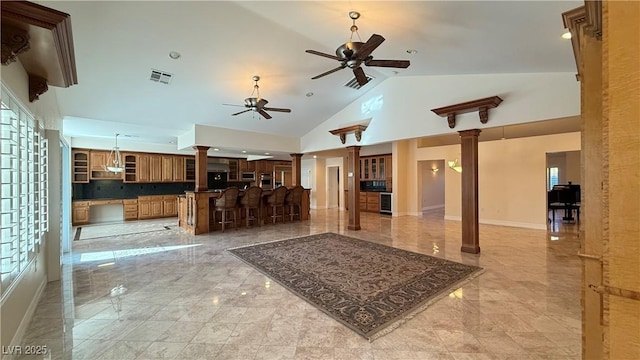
top-left (418, 160), bottom-right (445, 214)
top-left (327, 166), bottom-right (340, 209)
top-left (546, 151), bottom-right (581, 233)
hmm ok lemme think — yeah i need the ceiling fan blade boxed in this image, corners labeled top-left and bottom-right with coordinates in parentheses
top-left (311, 64), bottom-right (347, 79)
top-left (231, 109), bottom-right (252, 116)
top-left (305, 49), bottom-right (343, 61)
top-left (222, 103), bottom-right (246, 108)
top-left (263, 107), bottom-right (291, 113)
top-left (356, 34), bottom-right (385, 60)
top-left (257, 109), bottom-right (272, 119)
top-left (353, 67), bottom-right (369, 86)
top-left (366, 59), bottom-right (410, 68)
top-left (257, 98), bottom-right (268, 108)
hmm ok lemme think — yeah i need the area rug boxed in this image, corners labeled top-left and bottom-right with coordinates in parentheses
top-left (228, 232), bottom-right (484, 340)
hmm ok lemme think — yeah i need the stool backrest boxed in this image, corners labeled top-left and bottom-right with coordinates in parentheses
top-left (285, 185), bottom-right (305, 205)
top-left (216, 187), bottom-right (239, 208)
top-left (241, 186), bottom-right (262, 208)
top-left (268, 186), bottom-right (287, 205)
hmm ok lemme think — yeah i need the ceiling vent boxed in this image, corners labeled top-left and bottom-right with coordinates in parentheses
top-left (344, 74), bottom-right (373, 90)
top-left (150, 69), bottom-right (173, 84)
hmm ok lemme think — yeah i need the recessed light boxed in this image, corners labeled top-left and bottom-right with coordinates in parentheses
top-left (313, 155), bottom-right (317, 159)
top-left (213, 148), bottom-right (220, 151)
top-left (241, 150), bottom-right (247, 154)
top-left (306, 92), bottom-right (314, 97)
top-left (406, 49), bottom-right (418, 54)
top-left (562, 31), bottom-right (572, 40)
top-left (169, 51), bottom-right (181, 59)
top-left (264, 152), bottom-right (270, 155)
top-left (169, 140), bottom-right (175, 144)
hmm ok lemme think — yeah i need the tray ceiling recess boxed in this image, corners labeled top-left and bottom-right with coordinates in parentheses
top-left (1, 1), bottom-right (78, 102)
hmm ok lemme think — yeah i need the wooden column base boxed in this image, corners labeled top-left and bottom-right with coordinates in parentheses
top-left (461, 245), bottom-right (481, 254)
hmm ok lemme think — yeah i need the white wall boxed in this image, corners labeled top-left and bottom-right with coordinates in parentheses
top-left (1, 62), bottom-right (62, 350)
top-left (180, 124), bottom-right (301, 153)
top-left (301, 72), bottom-right (580, 153)
top-left (565, 150), bottom-right (581, 184)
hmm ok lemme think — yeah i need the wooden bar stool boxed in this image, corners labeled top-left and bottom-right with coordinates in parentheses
top-left (266, 186), bottom-right (287, 224)
top-left (213, 187), bottom-right (239, 232)
top-left (240, 186), bottom-right (262, 227)
top-left (285, 185), bottom-right (305, 221)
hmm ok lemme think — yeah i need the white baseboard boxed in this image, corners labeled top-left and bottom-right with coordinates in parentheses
top-left (7, 276), bottom-right (47, 360)
top-left (443, 215), bottom-right (546, 230)
top-left (422, 204), bottom-right (445, 211)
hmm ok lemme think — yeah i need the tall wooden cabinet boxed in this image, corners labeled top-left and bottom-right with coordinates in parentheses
top-left (149, 155), bottom-right (162, 182)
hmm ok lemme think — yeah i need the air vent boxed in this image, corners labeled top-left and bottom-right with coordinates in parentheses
top-left (150, 69), bottom-right (173, 84)
top-left (344, 74), bottom-right (374, 90)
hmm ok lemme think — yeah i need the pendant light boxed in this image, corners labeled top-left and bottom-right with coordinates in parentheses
top-left (105, 133), bottom-right (124, 173)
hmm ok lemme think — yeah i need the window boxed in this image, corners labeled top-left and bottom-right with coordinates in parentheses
top-left (1, 86), bottom-right (48, 299)
top-left (547, 167), bottom-right (559, 191)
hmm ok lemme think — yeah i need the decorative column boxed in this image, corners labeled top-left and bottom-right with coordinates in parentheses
top-left (347, 146), bottom-right (361, 231)
top-left (290, 153), bottom-right (303, 186)
top-left (459, 129), bottom-right (481, 254)
top-left (193, 146), bottom-right (209, 192)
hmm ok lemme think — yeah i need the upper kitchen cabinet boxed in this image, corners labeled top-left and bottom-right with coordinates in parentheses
top-left (72, 149), bottom-right (89, 183)
top-left (89, 150), bottom-right (122, 180)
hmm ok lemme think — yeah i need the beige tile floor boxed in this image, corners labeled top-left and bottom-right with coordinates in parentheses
top-left (17, 209), bottom-right (581, 360)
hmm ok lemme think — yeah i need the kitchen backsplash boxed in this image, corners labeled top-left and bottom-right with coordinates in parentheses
top-left (73, 180), bottom-right (196, 200)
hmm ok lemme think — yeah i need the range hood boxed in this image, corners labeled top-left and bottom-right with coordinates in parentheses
top-left (207, 160), bottom-right (230, 172)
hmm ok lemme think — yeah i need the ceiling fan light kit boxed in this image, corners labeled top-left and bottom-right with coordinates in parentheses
top-left (305, 11), bottom-right (410, 87)
top-left (224, 75), bottom-right (291, 119)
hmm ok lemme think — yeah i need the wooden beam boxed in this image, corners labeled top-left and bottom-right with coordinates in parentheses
top-left (459, 129), bottom-right (481, 254)
top-left (290, 153), bottom-right (303, 186)
top-left (193, 146), bottom-right (209, 192)
top-left (346, 146), bottom-right (361, 231)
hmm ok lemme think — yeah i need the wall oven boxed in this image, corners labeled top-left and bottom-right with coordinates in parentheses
top-left (380, 192), bottom-right (392, 214)
top-left (241, 171), bottom-right (256, 181)
top-left (259, 173), bottom-right (272, 189)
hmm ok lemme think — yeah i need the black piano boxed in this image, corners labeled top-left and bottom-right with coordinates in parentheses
top-left (548, 183), bottom-right (581, 223)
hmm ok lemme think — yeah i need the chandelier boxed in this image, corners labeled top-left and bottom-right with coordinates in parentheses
top-left (105, 133), bottom-right (124, 173)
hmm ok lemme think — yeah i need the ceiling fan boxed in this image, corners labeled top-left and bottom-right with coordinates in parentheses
top-left (224, 76), bottom-right (291, 119)
top-left (305, 11), bottom-right (410, 87)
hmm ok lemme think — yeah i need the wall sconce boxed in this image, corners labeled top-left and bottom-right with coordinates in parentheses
top-left (431, 167), bottom-right (439, 174)
top-left (447, 159), bottom-right (462, 173)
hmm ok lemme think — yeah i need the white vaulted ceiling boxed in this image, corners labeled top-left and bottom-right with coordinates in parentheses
top-left (38, 1), bottom-right (580, 157)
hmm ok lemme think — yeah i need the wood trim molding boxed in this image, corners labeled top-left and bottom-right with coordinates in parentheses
top-left (329, 124), bottom-right (368, 144)
top-left (431, 96), bottom-right (503, 129)
top-left (1, 24), bottom-right (30, 65)
top-left (562, 2), bottom-right (601, 81)
top-left (28, 73), bottom-right (48, 102)
top-left (1, 1), bottom-right (78, 88)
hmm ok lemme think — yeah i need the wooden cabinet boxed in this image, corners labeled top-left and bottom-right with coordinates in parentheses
top-left (123, 199), bottom-right (138, 220)
top-left (173, 156), bottom-right (185, 182)
top-left (228, 159), bottom-right (239, 181)
top-left (89, 150), bottom-right (122, 180)
top-left (72, 150), bottom-right (89, 183)
top-left (185, 157), bottom-right (195, 182)
top-left (360, 155), bottom-right (391, 181)
top-left (161, 155), bottom-right (174, 182)
top-left (385, 155), bottom-right (392, 191)
top-left (238, 159), bottom-right (248, 173)
top-left (138, 195), bottom-right (177, 219)
top-left (366, 192), bottom-right (380, 212)
top-left (149, 155), bottom-right (162, 182)
top-left (137, 154), bottom-right (150, 182)
top-left (123, 153), bottom-right (137, 183)
top-left (162, 195), bottom-right (177, 216)
top-left (72, 201), bottom-right (90, 225)
top-left (245, 160), bottom-right (256, 172)
top-left (358, 192), bottom-right (381, 212)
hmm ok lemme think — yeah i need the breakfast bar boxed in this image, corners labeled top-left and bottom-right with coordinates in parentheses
top-left (178, 187), bottom-right (311, 235)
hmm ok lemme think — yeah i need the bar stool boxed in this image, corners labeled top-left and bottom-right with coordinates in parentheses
top-left (266, 186), bottom-right (287, 224)
top-left (240, 186), bottom-right (262, 227)
top-left (285, 185), bottom-right (305, 221)
top-left (213, 187), bottom-right (239, 232)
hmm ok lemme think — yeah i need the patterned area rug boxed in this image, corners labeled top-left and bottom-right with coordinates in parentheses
top-left (228, 232), bottom-right (484, 340)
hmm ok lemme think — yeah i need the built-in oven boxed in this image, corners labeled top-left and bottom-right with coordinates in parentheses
top-left (380, 192), bottom-right (392, 214)
top-left (259, 173), bottom-right (272, 189)
top-left (241, 171), bottom-right (256, 181)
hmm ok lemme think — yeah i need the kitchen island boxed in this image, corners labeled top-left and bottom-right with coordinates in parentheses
top-left (178, 187), bottom-right (311, 235)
